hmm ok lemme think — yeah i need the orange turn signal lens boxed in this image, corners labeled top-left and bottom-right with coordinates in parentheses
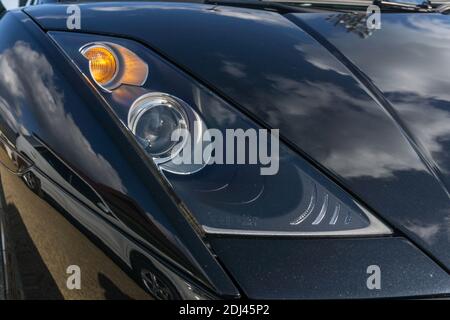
top-left (82, 45), bottom-right (117, 86)
top-left (81, 42), bottom-right (148, 91)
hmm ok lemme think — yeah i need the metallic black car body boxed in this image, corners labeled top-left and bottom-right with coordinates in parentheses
top-left (0, 1), bottom-right (449, 299)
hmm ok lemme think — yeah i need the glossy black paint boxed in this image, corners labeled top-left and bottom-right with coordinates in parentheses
top-left (299, 11), bottom-right (450, 267)
top-left (0, 2), bottom-right (448, 299)
top-left (0, 9), bottom-right (238, 299)
top-left (210, 236), bottom-right (450, 299)
top-left (25, 2), bottom-right (450, 271)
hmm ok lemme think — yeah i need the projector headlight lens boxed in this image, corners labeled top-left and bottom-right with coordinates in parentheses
top-left (128, 93), bottom-right (188, 164)
top-left (128, 93), bottom-right (209, 175)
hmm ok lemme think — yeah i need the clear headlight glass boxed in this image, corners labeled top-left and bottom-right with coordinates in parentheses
top-left (50, 32), bottom-right (392, 237)
top-left (128, 93), bottom-right (189, 162)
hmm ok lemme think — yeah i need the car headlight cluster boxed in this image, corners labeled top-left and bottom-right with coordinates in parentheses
top-left (51, 32), bottom-right (392, 238)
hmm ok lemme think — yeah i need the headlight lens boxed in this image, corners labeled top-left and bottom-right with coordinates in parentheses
top-left (50, 32), bottom-right (392, 237)
top-left (128, 92), bottom-right (209, 174)
top-left (128, 93), bottom-right (188, 163)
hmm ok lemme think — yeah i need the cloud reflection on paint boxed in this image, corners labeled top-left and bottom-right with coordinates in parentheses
top-left (305, 13), bottom-right (450, 182)
top-left (0, 41), bottom-right (124, 191)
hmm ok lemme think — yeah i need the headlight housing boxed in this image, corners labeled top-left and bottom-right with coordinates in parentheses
top-left (50, 32), bottom-right (392, 237)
